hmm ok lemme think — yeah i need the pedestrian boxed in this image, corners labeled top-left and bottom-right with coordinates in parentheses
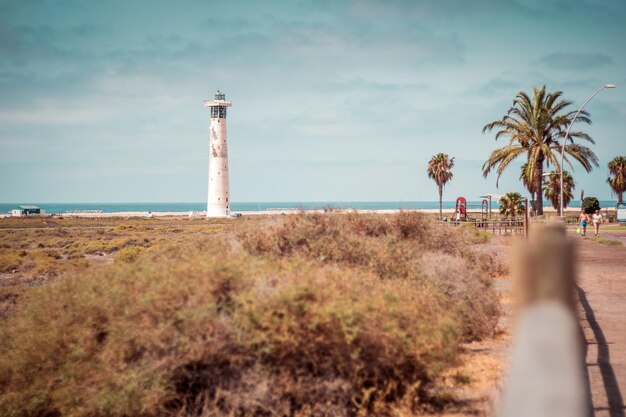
top-left (579, 210), bottom-right (590, 237)
top-left (592, 209), bottom-right (602, 237)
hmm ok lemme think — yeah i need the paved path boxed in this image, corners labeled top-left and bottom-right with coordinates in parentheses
top-left (576, 230), bottom-right (626, 417)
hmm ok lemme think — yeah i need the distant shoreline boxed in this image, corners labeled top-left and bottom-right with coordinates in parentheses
top-left (1, 206), bottom-right (607, 219)
top-left (0, 200), bottom-right (619, 217)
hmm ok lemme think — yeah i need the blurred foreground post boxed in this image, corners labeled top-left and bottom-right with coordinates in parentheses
top-left (498, 223), bottom-right (587, 417)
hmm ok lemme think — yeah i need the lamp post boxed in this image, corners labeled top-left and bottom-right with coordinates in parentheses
top-left (542, 172), bottom-right (554, 213)
top-left (559, 84), bottom-right (615, 217)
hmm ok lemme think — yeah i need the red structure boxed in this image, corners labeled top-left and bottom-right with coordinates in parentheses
top-left (455, 197), bottom-right (467, 221)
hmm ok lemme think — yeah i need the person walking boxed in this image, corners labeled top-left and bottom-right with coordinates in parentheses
top-left (592, 209), bottom-right (602, 237)
top-left (579, 210), bottom-right (590, 237)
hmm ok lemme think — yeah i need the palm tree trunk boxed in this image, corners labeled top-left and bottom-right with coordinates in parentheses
top-left (619, 191), bottom-right (623, 204)
top-left (438, 185), bottom-right (443, 220)
top-left (535, 154), bottom-right (545, 215)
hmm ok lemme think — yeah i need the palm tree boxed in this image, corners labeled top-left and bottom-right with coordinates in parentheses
top-left (499, 192), bottom-right (525, 217)
top-left (543, 171), bottom-right (575, 214)
top-left (482, 85), bottom-right (598, 215)
top-left (520, 162), bottom-right (540, 212)
top-left (607, 156), bottom-right (626, 203)
top-left (427, 153), bottom-right (454, 219)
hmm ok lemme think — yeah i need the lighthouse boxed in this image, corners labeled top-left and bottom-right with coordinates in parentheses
top-left (204, 90), bottom-right (232, 217)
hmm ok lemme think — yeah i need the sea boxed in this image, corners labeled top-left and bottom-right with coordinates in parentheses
top-left (0, 201), bottom-right (619, 214)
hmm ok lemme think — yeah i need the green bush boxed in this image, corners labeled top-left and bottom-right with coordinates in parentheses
top-left (582, 197), bottom-right (600, 214)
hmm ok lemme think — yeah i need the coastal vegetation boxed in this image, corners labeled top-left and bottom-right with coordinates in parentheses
top-left (582, 197), bottom-right (601, 214)
top-left (591, 236), bottom-right (623, 247)
top-left (0, 213), bottom-right (501, 417)
top-left (607, 155), bottom-right (626, 203)
top-left (498, 192), bottom-right (525, 217)
top-left (519, 162), bottom-right (540, 209)
top-left (427, 153), bottom-right (455, 220)
top-left (482, 85), bottom-right (598, 215)
top-left (543, 171), bottom-right (575, 212)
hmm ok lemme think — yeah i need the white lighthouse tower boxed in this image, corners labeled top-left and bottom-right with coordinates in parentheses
top-left (204, 90), bottom-right (232, 217)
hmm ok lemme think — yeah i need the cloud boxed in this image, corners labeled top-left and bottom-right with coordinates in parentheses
top-left (1, 0), bottom-right (625, 202)
top-left (349, 0), bottom-right (533, 19)
top-left (538, 52), bottom-right (615, 71)
top-left (462, 77), bottom-right (518, 97)
top-left (348, 0), bottom-right (623, 22)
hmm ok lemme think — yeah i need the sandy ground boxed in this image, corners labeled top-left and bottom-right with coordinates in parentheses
top-left (575, 229), bottom-right (626, 416)
top-left (0, 206), bottom-right (598, 219)
top-left (0, 208), bottom-right (470, 218)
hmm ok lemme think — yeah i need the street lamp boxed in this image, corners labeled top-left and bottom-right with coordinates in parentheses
top-left (559, 84), bottom-right (616, 217)
top-left (541, 172), bottom-right (554, 213)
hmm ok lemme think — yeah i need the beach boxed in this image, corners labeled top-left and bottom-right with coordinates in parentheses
top-left (0, 205), bottom-right (602, 219)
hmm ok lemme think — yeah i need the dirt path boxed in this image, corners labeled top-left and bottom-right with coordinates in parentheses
top-left (575, 230), bottom-right (626, 417)
top-left (437, 228), bottom-right (626, 417)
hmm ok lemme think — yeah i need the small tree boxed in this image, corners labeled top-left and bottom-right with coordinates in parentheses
top-left (582, 197), bottom-right (600, 214)
top-left (607, 156), bottom-right (626, 203)
top-left (427, 153), bottom-right (454, 220)
top-left (499, 192), bottom-right (525, 217)
top-left (543, 171), bottom-right (575, 216)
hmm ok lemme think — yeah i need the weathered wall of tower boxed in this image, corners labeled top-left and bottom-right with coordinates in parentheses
top-left (207, 115), bottom-right (229, 217)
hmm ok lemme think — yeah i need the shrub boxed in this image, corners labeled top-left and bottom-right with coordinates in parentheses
top-left (115, 246), bottom-right (144, 263)
top-left (456, 222), bottom-right (491, 244)
top-left (582, 197), bottom-right (600, 214)
top-left (81, 240), bottom-right (109, 254)
top-left (240, 211), bottom-right (467, 261)
top-left (31, 257), bottom-right (59, 277)
top-left (240, 212), bottom-right (500, 341)
top-left (0, 253), bottom-right (22, 273)
top-left (0, 240), bottom-right (459, 417)
top-left (418, 252), bottom-right (500, 340)
top-left (0, 213), bottom-right (501, 416)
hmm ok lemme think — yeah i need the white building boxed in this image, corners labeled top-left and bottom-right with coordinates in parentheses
top-left (204, 91), bottom-right (232, 218)
top-left (11, 205), bottom-right (45, 217)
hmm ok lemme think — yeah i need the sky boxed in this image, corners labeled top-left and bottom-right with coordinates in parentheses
top-left (1, 0), bottom-right (625, 203)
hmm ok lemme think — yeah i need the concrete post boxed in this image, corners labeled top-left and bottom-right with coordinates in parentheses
top-left (499, 224), bottom-right (587, 417)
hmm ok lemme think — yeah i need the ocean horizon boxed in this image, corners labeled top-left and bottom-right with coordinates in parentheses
top-left (0, 200), bottom-right (619, 214)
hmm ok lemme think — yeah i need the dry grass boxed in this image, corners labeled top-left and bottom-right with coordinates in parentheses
top-left (0, 212), bottom-right (502, 416)
top-left (0, 253), bottom-right (22, 272)
top-left (591, 236), bottom-right (623, 246)
top-left (0, 240), bottom-right (458, 417)
top-left (115, 246), bottom-right (144, 263)
top-left (0, 217), bottom-right (237, 280)
top-left (240, 212), bottom-right (500, 341)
